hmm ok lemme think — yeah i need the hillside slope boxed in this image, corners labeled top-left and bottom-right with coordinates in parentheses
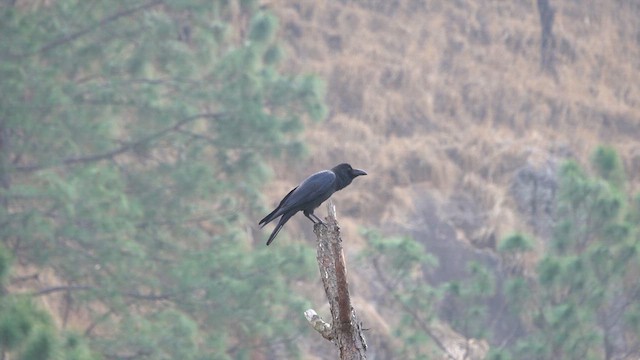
top-left (267, 0), bottom-right (640, 358)
top-left (269, 0), bottom-right (640, 248)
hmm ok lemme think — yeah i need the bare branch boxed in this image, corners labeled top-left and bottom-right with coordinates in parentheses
top-left (304, 309), bottom-right (334, 341)
top-left (371, 257), bottom-right (457, 360)
top-left (124, 291), bottom-right (173, 301)
top-left (15, 112), bottom-right (224, 172)
top-left (38, 0), bottom-right (164, 55)
top-left (30, 284), bottom-right (173, 302)
top-left (85, 307), bottom-right (116, 337)
top-left (32, 285), bottom-right (93, 296)
top-left (9, 273), bottom-right (40, 284)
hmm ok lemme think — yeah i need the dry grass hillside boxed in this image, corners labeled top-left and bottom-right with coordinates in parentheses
top-left (263, 0), bottom-right (640, 357)
top-left (266, 0), bottom-right (640, 242)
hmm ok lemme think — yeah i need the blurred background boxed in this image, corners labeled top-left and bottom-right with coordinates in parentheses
top-left (1, 0), bottom-right (639, 359)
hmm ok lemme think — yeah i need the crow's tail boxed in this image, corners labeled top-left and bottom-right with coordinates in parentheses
top-left (259, 207), bottom-right (282, 227)
top-left (266, 212), bottom-right (294, 246)
top-left (259, 187), bottom-right (297, 227)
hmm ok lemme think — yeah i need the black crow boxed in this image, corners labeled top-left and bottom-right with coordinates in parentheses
top-left (259, 163), bottom-right (367, 246)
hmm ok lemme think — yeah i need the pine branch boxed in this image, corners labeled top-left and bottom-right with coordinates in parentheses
top-left (30, 284), bottom-right (173, 301)
top-left (37, 0), bottom-right (164, 55)
top-left (371, 257), bottom-right (458, 360)
top-left (31, 285), bottom-right (93, 296)
top-left (15, 112), bottom-right (224, 172)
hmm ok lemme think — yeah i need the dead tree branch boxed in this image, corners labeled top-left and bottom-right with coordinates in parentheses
top-left (305, 201), bottom-right (367, 360)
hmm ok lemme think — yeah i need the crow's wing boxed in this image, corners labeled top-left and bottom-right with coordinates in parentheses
top-left (281, 170), bottom-right (336, 211)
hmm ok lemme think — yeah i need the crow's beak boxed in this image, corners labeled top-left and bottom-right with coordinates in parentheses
top-left (352, 169), bottom-right (367, 177)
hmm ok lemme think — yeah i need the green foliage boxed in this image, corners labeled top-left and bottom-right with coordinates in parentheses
top-left (498, 233), bottom-right (534, 253)
top-left (444, 261), bottom-right (496, 340)
top-left (0, 245), bottom-right (10, 284)
top-left (502, 276), bottom-right (530, 315)
top-left (1, 1), bottom-right (324, 358)
top-left (18, 325), bottom-right (56, 360)
top-left (502, 148), bottom-right (640, 359)
top-left (249, 12), bottom-right (278, 44)
top-left (62, 332), bottom-right (98, 360)
top-left (0, 248), bottom-right (99, 360)
top-left (369, 147), bottom-right (640, 360)
top-left (486, 348), bottom-right (514, 360)
top-left (0, 298), bottom-right (100, 360)
top-left (361, 228), bottom-right (437, 269)
top-left (0, 297), bottom-right (41, 351)
top-left (360, 228), bottom-right (446, 358)
top-left (591, 145), bottom-right (625, 189)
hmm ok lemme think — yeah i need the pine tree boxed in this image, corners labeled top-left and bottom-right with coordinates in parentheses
top-left (499, 147), bottom-right (640, 359)
top-left (0, 245), bottom-right (99, 360)
top-left (1, 1), bottom-right (325, 358)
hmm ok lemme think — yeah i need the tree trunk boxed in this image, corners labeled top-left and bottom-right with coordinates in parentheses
top-left (537, 0), bottom-right (557, 77)
top-left (305, 201), bottom-right (367, 360)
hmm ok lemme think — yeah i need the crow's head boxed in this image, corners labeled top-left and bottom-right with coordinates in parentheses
top-left (332, 163), bottom-right (367, 190)
top-left (333, 163), bottom-right (367, 178)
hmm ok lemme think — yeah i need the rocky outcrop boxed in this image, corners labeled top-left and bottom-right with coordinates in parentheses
top-left (510, 161), bottom-right (559, 241)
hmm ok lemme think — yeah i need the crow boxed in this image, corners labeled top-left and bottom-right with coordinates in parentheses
top-left (259, 163), bottom-right (367, 246)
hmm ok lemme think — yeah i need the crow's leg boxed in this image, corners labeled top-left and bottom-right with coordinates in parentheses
top-left (311, 213), bottom-right (324, 224)
top-left (303, 210), bottom-right (317, 224)
top-left (303, 210), bottom-right (324, 224)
